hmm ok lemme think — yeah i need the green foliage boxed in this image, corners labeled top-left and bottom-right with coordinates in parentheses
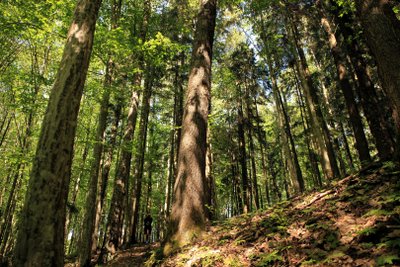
top-left (376, 254), bottom-right (400, 266)
top-left (357, 226), bottom-right (377, 237)
top-left (255, 250), bottom-right (283, 266)
top-left (363, 209), bottom-right (392, 217)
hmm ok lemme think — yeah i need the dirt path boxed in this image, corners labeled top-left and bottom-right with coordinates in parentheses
top-left (105, 243), bottom-right (158, 267)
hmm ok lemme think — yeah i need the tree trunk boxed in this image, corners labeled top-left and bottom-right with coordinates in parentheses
top-left (103, 84), bottom-right (139, 254)
top-left (294, 81), bottom-right (322, 187)
top-left (205, 127), bottom-right (215, 218)
top-left (355, 0), bottom-right (400, 147)
top-left (13, 0), bottom-right (102, 265)
top-left (254, 101), bottom-right (271, 205)
top-left (129, 73), bottom-right (153, 244)
top-left (339, 121), bottom-right (355, 170)
top-left (81, 1), bottom-right (123, 263)
top-left (331, 2), bottom-right (396, 160)
top-left (0, 116), bottom-right (11, 148)
top-left (288, 13), bottom-right (340, 180)
top-left (320, 13), bottom-right (371, 166)
top-left (267, 55), bottom-right (305, 193)
top-left (166, 0), bottom-right (217, 251)
top-left (80, 58), bottom-right (113, 267)
top-left (65, 120), bottom-right (92, 246)
top-left (95, 101), bottom-right (122, 237)
top-left (237, 96), bottom-right (251, 213)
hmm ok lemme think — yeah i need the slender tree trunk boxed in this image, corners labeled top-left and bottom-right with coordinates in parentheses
top-left (96, 101), bottom-right (122, 232)
top-left (129, 73), bottom-right (153, 244)
top-left (80, 59), bottom-right (113, 267)
top-left (294, 82), bottom-right (322, 187)
top-left (230, 140), bottom-right (243, 214)
top-left (288, 13), bottom-right (340, 180)
top-left (65, 120), bottom-right (92, 244)
top-left (205, 127), bottom-right (216, 219)
top-left (80, 0), bottom-right (123, 263)
top-left (13, 0), bottom-right (102, 265)
top-left (267, 56), bottom-right (304, 193)
top-left (279, 84), bottom-right (305, 192)
top-left (339, 122), bottom-right (355, 170)
top-left (309, 47), bottom-right (348, 177)
top-left (243, 80), bottom-right (260, 208)
top-left (354, 0), bottom-right (400, 148)
top-left (237, 96), bottom-right (250, 213)
top-left (103, 86), bottom-right (139, 254)
top-left (254, 101), bottom-right (271, 205)
top-left (0, 116), bottom-right (11, 148)
top-left (166, 0), bottom-right (217, 251)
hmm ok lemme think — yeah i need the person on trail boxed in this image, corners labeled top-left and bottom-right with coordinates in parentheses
top-left (144, 214), bottom-right (153, 244)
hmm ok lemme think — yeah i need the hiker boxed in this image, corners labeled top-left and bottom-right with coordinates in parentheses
top-left (144, 214), bottom-right (153, 244)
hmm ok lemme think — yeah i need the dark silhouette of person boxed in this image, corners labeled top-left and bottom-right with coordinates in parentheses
top-left (144, 214), bottom-right (153, 244)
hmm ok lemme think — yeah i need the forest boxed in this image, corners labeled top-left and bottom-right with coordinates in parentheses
top-left (0, 0), bottom-right (399, 266)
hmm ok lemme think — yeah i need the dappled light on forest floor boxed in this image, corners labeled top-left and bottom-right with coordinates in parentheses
top-left (106, 243), bottom-right (159, 267)
top-left (156, 164), bottom-right (400, 266)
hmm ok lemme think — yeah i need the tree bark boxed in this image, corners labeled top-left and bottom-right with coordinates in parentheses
top-left (80, 57), bottom-right (113, 267)
top-left (288, 13), bottom-right (340, 180)
top-left (103, 85), bottom-right (139, 254)
top-left (354, 0), bottom-right (400, 146)
top-left (13, 0), bottom-right (102, 265)
top-left (331, 1), bottom-right (396, 160)
top-left (129, 72), bottom-right (153, 244)
top-left (166, 0), bottom-right (217, 251)
top-left (320, 12), bottom-right (371, 166)
top-left (254, 101), bottom-right (271, 205)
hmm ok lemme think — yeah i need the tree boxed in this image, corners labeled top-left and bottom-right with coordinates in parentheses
top-left (319, 7), bottom-right (371, 166)
top-left (13, 0), bottom-right (102, 265)
top-left (165, 0), bottom-right (217, 252)
top-left (354, 0), bottom-right (400, 152)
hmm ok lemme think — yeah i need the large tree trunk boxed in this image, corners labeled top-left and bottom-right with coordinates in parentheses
top-left (355, 0), bottom-right (400, 146)
top-left (320, 13), bottom-right (371, 166)
top-left (13, 0), bottom-right (102, 265)
top-left (330, 1), bottom-right (396, 160)
top-left (165, 0), bottom-right (217, 251)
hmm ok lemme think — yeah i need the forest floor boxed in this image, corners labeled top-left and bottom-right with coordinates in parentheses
top-left (104, 162), bottom-right (400, 266)
top-left (104, 243), bottom-right (159, 267)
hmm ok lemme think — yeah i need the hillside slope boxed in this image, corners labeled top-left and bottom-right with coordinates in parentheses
top-left (111, 162), bottom-right (400, 266)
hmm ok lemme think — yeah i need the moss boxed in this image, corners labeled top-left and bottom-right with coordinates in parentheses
top-left (223, 255), bottom-right (244, 267)
top-left (363, 209), bottom-right (392, 217)
top-left (323, 250), bottom-right (346, 263)
top-left (163, 227), bottom-right (204, 255)
top-left (255, 250), bottom-right (283, 266)
top-left (376, 254), bottom-right (400, 266)
top-left (144, 248), bottom-right (164, 267)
